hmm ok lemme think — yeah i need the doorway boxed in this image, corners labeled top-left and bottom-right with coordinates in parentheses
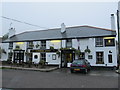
top-left (13, 50), bottom-right (25, 63)
top-left (61, 50), bottom-right (74, 68)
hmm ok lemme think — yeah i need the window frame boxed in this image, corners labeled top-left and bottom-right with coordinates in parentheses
top-left (27, 41), bottom-right (34, 48)
top-left (41, 40), bottom-right (46, 49)
top-left (52, 54), bottom-right (56, 60)
top-left (96, 52), bottom-right (104, 64)
top-left (40, 53), bottom-right (46, 61)
top-left (95, 38), bottom-right (103, 47)
top-left (108, 54), bottom-right (112, 63)
top-left (9, 42), bottom-right (13, 49)
top-left (88, 55), bottom-right (93, 59)
top-left (104, 39), bottom-right (115, 47)
top-left (66, 39), bottom-right (72, 48)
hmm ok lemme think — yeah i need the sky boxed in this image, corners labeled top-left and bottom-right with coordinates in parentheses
top-left (0, 0), bottom-right (119, 37)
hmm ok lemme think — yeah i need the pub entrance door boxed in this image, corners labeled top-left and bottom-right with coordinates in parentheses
top-left (61, 50), bottom-right (74, 68)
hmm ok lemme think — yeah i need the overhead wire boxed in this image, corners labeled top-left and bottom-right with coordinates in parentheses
top-left (1, 16), bottom-right (48, 29)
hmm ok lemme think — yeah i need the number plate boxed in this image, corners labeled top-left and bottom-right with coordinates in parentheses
top-left (74, 69), bottom-right (80, 71)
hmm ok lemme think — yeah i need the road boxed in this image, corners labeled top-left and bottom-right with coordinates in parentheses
top-left (2, 68), bottom-right (119, 88)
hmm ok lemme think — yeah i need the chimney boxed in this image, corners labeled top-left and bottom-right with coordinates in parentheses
top-left (111, 14), bottom-right (116, 30)
top-left (61, 23), bottom-right (66, 33)
top-left (8, 27), bottom-right (16, 38)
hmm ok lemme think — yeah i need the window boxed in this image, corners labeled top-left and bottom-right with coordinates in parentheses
top-left (8, 52), bottom-right (13, 60)
top-left (9, 42), bottom-right (13, 49)
top-left (34, 55), bottom-right (38, 59)
top-left (88, 55), bottom-right (93, 59)
top-left (108, 55), bottom-right (112, 63)
top-left (95, 38), bottom-right (103, 47)
top-left (27, 41), bottom-right (34, 48)
top-left (41, 41), bottom-right (46, 49)
top-left (79, 53), bottom-right (85, 59)
top-left (40, 53), bottom-right (46, 61)
top-left (52, 54), bottom-right (56, 60)
top-left (96, 52), bottom-right (104, 64)
top-left (66, 39), bottom-right (72, 48)
top-left (104, 39), bottom-right (115, 46)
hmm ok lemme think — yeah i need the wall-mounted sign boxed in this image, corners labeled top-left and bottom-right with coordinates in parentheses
top-left (16, 42), bottom-right (24, 45)
top-left (30, 49), bottom-right (58, 53)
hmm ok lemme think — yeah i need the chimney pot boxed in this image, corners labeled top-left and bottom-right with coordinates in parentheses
top-left (111, 14), bottom-right (116, 30)
top-left (61, 23), bottom-right (66, 33)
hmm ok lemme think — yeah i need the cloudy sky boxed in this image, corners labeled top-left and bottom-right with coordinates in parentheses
top-left (0, 0), bottom-right (119, 37)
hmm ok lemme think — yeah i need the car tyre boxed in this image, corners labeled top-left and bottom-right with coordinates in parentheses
top-left (71, 69), bottom-right (74, 73)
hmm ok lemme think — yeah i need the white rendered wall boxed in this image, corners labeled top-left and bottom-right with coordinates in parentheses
top-left (61, 40), bottom-right (66, 48)
top-left (46, 53), bottom-right (60, 65)
top-left (46, 40), bottom-right (61, 49)
top-left (32, 53), bottom-right (40, 64)
top-left (72, 38), bottom-right (117, 67)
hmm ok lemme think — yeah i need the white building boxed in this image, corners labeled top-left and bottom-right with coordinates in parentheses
top-left (2, 24), bottom-right (117, 68)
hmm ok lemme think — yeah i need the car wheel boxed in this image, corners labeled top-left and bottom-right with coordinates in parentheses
top-left (84, 69), bottom-right (88, 74)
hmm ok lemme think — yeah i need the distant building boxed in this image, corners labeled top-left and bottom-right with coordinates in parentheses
top-left (2, 25), bottom-right (117, 68)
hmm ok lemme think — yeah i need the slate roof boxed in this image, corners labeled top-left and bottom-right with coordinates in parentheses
top-left (3, 25), bottom-right (116, 43)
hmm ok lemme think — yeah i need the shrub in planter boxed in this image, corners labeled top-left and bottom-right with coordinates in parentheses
top-left (39, 60), bottom-right (45, 68)
top-left (75, 49), bottom-right (81, 56)
top-left (50, 46), bottom-right (54, 50)
top-left (56, 51), bottom-right (61, 57)
top-left (27, 60), bottom-right (32, 68)
top-left (0, 48), bottom-right (6, 54)
top-left (84, 46), bottom-right (91, 53)
top-left (36, 44), bottom-right (40, 48)
top-left (2, 61), bottom-right (8, 65)
top-left (7, 59), bottom-right (12, 64)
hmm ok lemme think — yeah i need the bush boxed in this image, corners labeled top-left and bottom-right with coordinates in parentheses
top-left (39, 60), bottom-right (45, 68)
top-left (7, 59), bottom-right (12, 64)
top-left (50, 46), bottom-right (54, 50)
top-left (26, 60), bottom-right (32, 68)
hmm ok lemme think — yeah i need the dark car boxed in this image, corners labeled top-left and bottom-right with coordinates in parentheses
top-left (70, 59), bottom-right (91, 73)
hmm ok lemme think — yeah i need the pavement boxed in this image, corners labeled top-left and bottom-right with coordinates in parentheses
top-left (0, 65), bottom-right (59, 72)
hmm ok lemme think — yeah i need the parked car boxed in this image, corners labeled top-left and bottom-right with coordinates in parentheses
top-left (70, 59), bottom-right (91, 73)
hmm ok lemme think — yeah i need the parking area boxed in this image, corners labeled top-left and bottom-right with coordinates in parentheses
top-left (53, 68), bottom-right (118, 77)
top-left (2, 68), bottom-right (119, 88)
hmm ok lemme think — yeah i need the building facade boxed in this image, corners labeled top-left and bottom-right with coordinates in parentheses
top-left (2, 25), bottom-right (117, 68)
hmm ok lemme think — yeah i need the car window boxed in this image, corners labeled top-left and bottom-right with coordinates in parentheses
top-left (73, 60), bottom-right (84, 64)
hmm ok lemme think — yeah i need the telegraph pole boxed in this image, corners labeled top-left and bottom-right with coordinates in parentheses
top-left (117, 10), bottom-right (120, 67)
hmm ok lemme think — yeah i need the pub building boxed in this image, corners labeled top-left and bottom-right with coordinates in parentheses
top-left (2, 23), bottom-right (117, 68)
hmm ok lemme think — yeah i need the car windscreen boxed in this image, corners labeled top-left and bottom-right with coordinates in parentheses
top-left (72, 60), bottom-right (84, 64)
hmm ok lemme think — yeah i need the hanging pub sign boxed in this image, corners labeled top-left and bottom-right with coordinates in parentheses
top-left (30, 49), bottom-right (58, 53)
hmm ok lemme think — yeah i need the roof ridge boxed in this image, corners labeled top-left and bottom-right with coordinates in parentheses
top-left (81, 25), bottom-right (116, 32)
